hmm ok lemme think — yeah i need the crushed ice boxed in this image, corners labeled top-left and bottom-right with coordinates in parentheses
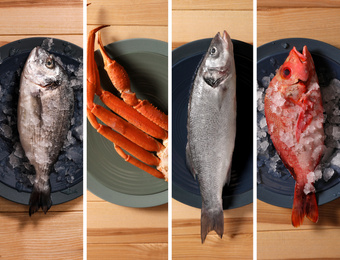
top-left (258, 75), bottom-right (340, 193)
top-left (0, 49), bottom-right (83, 192)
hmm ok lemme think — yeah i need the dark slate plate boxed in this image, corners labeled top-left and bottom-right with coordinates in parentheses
top-left (172, 38), bottom-right (253, 209)
top-left (0, 38), bottom-right (83, 205)
top-left (257, 38), bottom-right (340, 208)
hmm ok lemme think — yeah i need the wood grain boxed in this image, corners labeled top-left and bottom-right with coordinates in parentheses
top-left (257, 8), bottom-right (340, 48)
top-left (258, 199), bottom-right (340, 260)
top-left (172, 200), bottom-right (253, 259)
top-left (87, 191), bottom-right (168, 257)
top-left (87, 0), bottom-right (167, 26)
top-left (173, 0), bottom-right (253, 10)
top-left (0, 197), bottom-right (83, 259)
top-left (172, 10), bottom-right (253, 49)
top-left (0, 7), bottom-right (82, 35)
top-left (87, 243), bottom-right (168, 260)
top-left (258, 0), bottom-right (340, 8)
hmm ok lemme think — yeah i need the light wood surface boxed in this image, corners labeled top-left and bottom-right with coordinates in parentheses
top-left (0, 1), bottom-right (83, 259)
top-left (87, 191), bottom-right (168, 259)
top-left (172, 0), bottom-right (253, 49)
top-left (87, 0), bottom-right (168, 259)
top-left (172, 2), bottom-right (253, 259)
top-left (257, 1), bottom-right (340, 259)
top-left (257, 1), bottom-right (340, 49)
top-left (172, 200), bottom-right (253, 259)
top-left (258, 199), bottom-right (340, 260)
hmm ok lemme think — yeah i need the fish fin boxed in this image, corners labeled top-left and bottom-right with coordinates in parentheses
top-left (201, 205), bottom-right (224, 243)
top-left (185, 143), bottom-right (196, 179)
top-left (29, 184), bottom-right (52, 216)
top-left (225, 166), bottom-right (232, 186)
top-left (305, 192), bottom-right (319, 223)
top-left (291, 182), bottom-right (318, 227)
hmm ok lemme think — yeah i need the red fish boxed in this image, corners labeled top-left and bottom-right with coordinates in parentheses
top-left (264, 46), bottom-right (325, 227)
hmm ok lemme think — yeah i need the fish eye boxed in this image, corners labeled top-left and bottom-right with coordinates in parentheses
top-left (45, 57), bottom-right (55, 69)
top-left (210, 47), bottom-right (217, 55)
top-left (281, 67), bottom-right (291, 79)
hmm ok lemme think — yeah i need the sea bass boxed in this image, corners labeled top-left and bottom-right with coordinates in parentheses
top-left (186, 31), bottom-right (236, 243)
top-left (264, 46), bottom-right (325, 227)
top-left (18, 47), bottom-right (74, 216)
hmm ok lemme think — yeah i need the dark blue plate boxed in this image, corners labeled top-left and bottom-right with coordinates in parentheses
top-left (257, 38), bottom-right (340, 208)
top-left (0, 38), bottom-right (83, 205)
top-left (172, 38), bottom-right (253, 209)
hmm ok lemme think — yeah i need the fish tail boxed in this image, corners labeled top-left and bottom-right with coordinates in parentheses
top-left (29, 183), bottom-right (52, 216)
top-left (201, 205), bottom-right (224, 243)
top-left (292, 183), bottom-right (319, 227)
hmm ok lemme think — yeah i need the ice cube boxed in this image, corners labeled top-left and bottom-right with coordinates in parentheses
top-left (323, 168), bottom-right (334, 182)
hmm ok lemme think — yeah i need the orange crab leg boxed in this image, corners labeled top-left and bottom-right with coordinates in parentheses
top-left (97, 30), bottom-right (168, 131)
top-left (114, 145), bottom-right (164, 179)
top-left (100, 90), bottom-right (167, 140)
top-left (97, 125), bottom-right (160, 166)
top-left (91, 104), bottom-right (164, 152)
top-left (87, 25), bottom-right (109, 110)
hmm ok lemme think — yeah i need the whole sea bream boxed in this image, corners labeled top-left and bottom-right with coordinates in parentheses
top-left (18, 47), bottom-right (74, 215)
top-left (186, 31), bottom-right (236, 243)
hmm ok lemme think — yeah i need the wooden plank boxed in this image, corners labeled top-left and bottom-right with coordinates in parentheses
top-left (0, 196), bottom-right (83, 213)
top-left (0, 35), bottom-right (83, 48)
top-left (173, 233), bottom-right (253, 259)
top-left (87, 243), bottom-right (168, 260)
top-left (173, 0), bottom-right (253, 10)
top-left (172, 200), bottom-right (253, 259)
top-left (172, 10), bottom-right (253, 49)
top-left (257, 8), bottom-right (340, 49)
top-left (0, 211), bottom-right (82, 259)
top-left (0, 0), bottom-right (82, 7)
top-left (86, 25), bottom-right (168, 49)
top-left (258, 199), bottom-right (340, 231)
top-left (258, 0), bottom-right (340, 8)
top-left (258, 229), bottom-right (340, 260)
top-left (87, 0), bottom-right (167, 26)
top-left (0, 6), bottom-right (82, 35)
top-left (87, 200), bottom-right (168, 243)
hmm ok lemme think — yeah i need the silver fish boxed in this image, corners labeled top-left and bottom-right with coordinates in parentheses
top-left (18, 47), bottom-right (74, 215)
top-left (186, 31), bottom-right (236, 243)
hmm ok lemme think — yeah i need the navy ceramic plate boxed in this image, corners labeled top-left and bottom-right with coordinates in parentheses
top-left (172, 38), bottom-right (253, 209)
top-left (257, 38), bottom-right (340, 208)
top-left (0, 38), bottom-right (83, 205)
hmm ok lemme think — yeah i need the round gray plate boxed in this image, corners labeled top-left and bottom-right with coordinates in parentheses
top-left (87, 38), bottom-right (168, 207)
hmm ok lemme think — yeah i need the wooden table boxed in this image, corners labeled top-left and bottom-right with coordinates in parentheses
top-left (257, 1), bottom-right (340, 259)
top-left (87, 1), bottom-right (168, 259)
top-left (0, 1), bottom-right (83, 259)
top-left (172, 1), bottom-right (253, 259)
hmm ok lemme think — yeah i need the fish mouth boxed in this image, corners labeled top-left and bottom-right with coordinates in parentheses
top-left (42, 80), bottom-right (62, 90)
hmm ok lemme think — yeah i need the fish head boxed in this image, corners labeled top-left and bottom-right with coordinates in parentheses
top-left (274, 46), bottom-right (315, 101)
top-left (201, 31), bottom-right (235, 88)
top-left (24, 46), bottom-right (67, 90)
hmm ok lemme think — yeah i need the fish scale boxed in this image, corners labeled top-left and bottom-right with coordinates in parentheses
top-left (186, 31), bottom-right (236, 243)
top-left (18, 46), bottom-right (74, 216)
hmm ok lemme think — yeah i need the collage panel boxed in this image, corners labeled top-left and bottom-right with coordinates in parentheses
top-left (172, 0), bottom-right (253, 258)
top-left (257, 1), bottom-right (340, 259)
top-left (0, 1), bottom-right (83, 259)
top-left (86, 0), bottom-right (168, 259)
